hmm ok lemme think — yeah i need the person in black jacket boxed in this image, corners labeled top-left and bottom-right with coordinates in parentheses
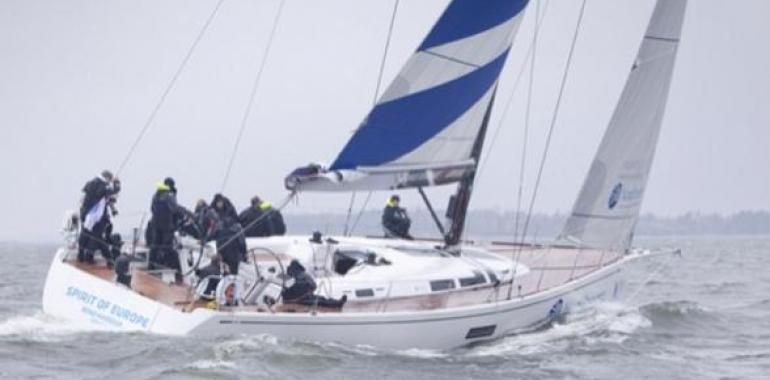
top-left (181, 199), bottom-right (219, 241)
top-left (214, 216), bottom-right (247, 275)
top-left (382, 195), bottom-right (412, 239)
top-left (78, 170), bottom-right (121, 263)
top-left (211, 193), bottom-right (238, 225)
top-left (281, 260), bottom-right (346, 308)
top-left (148, 179), bottom-right (181, 271)
top-left (260, 198), bottom-right (286, 236)
top-left (238, 196), bottom-right (287, 237)
top-left (238, 197), bottom-right (264, 237)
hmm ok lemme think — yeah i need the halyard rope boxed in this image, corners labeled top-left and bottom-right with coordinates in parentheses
top-left (221, 0), bottom-right (286, 191)
top-left (516, 0), bottom-right (588, 250)
top-left (344, 0), bottom-right (400, 236)
top-left (509, 0), bottom-right (588, 298)
top-left (116, 0), bottom-right (226, 176)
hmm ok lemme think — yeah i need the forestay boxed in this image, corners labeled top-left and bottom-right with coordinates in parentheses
top-left (558, 0), bottom-right (687, 250)
top-left (286, 0), bottom-right (529, 192)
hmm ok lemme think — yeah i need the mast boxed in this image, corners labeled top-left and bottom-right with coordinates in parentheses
top-left (445, 88), bottom-right (498, 247)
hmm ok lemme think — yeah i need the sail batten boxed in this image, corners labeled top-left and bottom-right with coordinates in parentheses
top-left (558, 0), bottom-right (687, 250)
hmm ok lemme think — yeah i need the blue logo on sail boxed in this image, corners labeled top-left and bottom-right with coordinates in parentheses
top-left (608, 183), bottom-right (623, 209)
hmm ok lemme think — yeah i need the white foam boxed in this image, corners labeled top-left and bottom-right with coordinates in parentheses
top-left (396, 348), bottom-right (450, 359)
top-left (654, 300), bottom-right (711, 315)
top-left (468, 302), bottom-right (651, 357)
top-left (186, 359), bottom-right (236, 370)
top-left (322, 342), bottom-right (382, 357)
top-left (213, 333), bottom-right (279, 357)
top-left (0, 311), bottom-right (105, 342)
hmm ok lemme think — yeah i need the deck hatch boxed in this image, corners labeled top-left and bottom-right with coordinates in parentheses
top-left (430, 279), bottom-right (456, 292)
top-left (465, 325), bottom-right (496, 339)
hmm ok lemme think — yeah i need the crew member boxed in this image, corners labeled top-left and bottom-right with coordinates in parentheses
top-left (214, 216), bottom-right (247, 275)
top-left (191, 199), bottom-right (219, 241)
top-left (211, 193), bottom-right (239, 224)
top-left (112, 234), bottom-right (131, 288)
top-left (239, 196), bottom-right (286, 237)
top-left (148, 178), bottom-right (181, 271)
top-left (195, 254), bottom-right (222, 296)
top-left (282, 260), bottom-right (346, 308)
top-left (78, 170), bottom-right (121, 263)
top-left (382, 195), bottom-right (412, 239)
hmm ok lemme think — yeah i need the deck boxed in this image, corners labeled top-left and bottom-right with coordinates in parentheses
top-left (65, 243), bottom-right (622, 314)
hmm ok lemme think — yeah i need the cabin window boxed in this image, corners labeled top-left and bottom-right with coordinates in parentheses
top-left (430, 279), bottom-right (456, 292)
top-left (355, 289), bottom-right (375, 298)
top-left (459, 271), bottom-right (487, 287)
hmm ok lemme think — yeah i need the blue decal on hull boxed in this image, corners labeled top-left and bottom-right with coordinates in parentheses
top-left (66, 286), bottom-right (150, 329)
top-left (548, 299), bottom-right (564, 320)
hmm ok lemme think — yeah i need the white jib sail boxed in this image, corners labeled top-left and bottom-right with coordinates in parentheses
top-left (559, 0), bottom-right (688, 250)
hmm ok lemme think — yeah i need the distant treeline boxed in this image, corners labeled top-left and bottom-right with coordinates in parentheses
top-left (284, 209), bottom-right (770, 242)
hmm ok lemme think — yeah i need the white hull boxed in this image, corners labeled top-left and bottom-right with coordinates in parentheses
top-left (42, 246), bottom-right (626, 350)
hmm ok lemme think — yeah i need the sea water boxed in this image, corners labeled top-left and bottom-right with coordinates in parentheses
top-left (0, 236), bottom-right (767, 379)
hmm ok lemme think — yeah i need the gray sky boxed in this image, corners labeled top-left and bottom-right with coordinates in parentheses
top-left (1, 0), bottom-right (768, 240)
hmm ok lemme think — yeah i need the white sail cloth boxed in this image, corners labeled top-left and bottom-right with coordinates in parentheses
top-left (286, 0), bottom-right (529, 192)
top-left (559, 0), bottom-right (688, 250)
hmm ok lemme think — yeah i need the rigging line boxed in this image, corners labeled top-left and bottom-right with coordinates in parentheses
top-left (472, 0), bottom-right (549, 240)
top-left (217, 191), bottom-right (296, 252)
top-left (625, 251), bottom-right (678, 304)
top-left (346, 0), bottom-right (399, 236)
top-left (116, 0), bottom-right (226, 177)
top-left (476, 0), bottom-right (551, 178)
top-left (348, 191), bottom-right (373, 235)
top-left (508, 0), bottom-right (586, 299)
top-left (342, 192), bottom-right (357, 236)
top-left (372, 0), bottom-right (400, 106)
top-left (514, 0), bottom-right (541, 247)
top-left (508, 0), bottom-right (541, 300)
top-left (579, 251), bottom-right (678, 333)
top-left (220, 0), bottom-right (286, 192)
top-left (518, 0), bottom-right (587, 248)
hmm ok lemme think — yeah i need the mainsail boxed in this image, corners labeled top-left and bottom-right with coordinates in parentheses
top-left (558, 0), bottom-right (687, 250)
top-left (286, 0), bottom-right (529, 192)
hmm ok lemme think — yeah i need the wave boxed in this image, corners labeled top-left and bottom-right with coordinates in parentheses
top-left (185, 359), bottom-right (237, 370)
top-left (0, 311), bottom-right (105, 342)
top-left (726, 298), bottom-right (770, 310)
top-left (640, 300), bottom-right (712, 320)
top-left (467, 302), bottom-right (651, 357)
top-left (394, 348), bottom-right (450, 359)
top-left (212, 334), bottom-right (280, 358)
top-left (725, 352), bottom-right (770, 362)
top-left (702, 281), bottom-right (748, 292)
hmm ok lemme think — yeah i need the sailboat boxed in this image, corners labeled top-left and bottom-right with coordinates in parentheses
top-left (42, 0), bottom-right (687, 350)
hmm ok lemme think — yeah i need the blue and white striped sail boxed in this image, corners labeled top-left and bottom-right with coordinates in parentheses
top-left (558, 0), bottom-right (687, 250)
top-left (286, 0), bottom-right (529, 192)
